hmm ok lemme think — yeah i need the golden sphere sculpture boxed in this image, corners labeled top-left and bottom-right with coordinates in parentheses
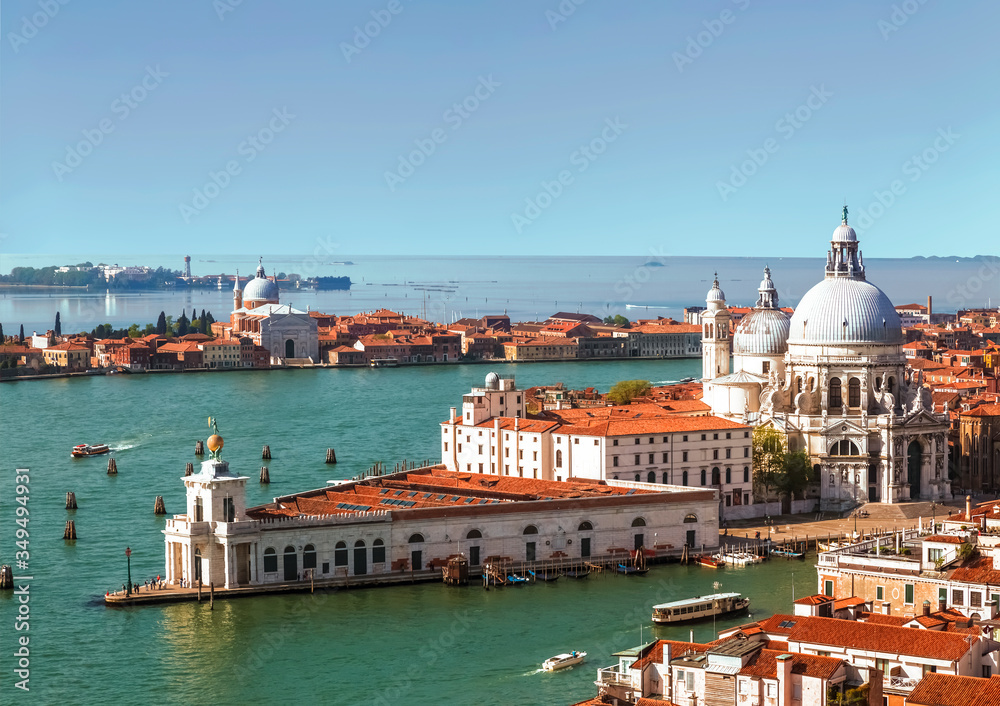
top-left (207, 434), bottom-right (224, 453)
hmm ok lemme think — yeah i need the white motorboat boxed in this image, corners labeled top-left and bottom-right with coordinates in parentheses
top-left (542, 651), bottom-right (587, 671)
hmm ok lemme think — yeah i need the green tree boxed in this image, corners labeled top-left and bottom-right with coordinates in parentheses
top-left (156, 311), bottom-right (167, 335)
top-left (607, 379), bottom-right (651, 405)
top-left (128, 324), bottom-right (141, 338)
top-left (19, 325), bottom-right (24, 343)
top-left (752, 426), bottom-right (786, 496)
top-left (54, 312), bottom-right (61, 337)
top-left (177, 311), bottom-right (190, 336)
top-left (776, 450), bottom-right (812, 499)
top-left (603, 314), bottom-right (630, 327)
top-left (0, 322), bottom-right (4, 342)
top-left (143, 323), bottom-right (156, 335)
top-left (199, 309), bottom-right (208, 334)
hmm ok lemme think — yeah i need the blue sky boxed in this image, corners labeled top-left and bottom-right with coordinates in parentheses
top-left (1, 0), bottom-right (997, 258)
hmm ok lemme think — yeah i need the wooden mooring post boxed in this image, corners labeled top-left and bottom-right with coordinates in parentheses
top-left (209, 582), bottom-right (214, 610)
top-left (63, 521), bottom-right (77, 540)
top-left (154, 496), bottom-right (166, 515)
top-left (66, 492), bottom-right (77, 510)
top-left (107, 457), bottom-right (117, 475)
top-left (185, 462), bottom-right (194, 476)
top-left (195, 440), bottom-right (204, 455)
top-left (0, 564), bottom-right (13, 590)
top-left (325, 448), bottom-right (337, 464)
top-left (262, 445), bottom-right (271, 460)
top-left (260, 466), bottom-right (270, 484)
top-left (197, 580), bottom-right (202, 602)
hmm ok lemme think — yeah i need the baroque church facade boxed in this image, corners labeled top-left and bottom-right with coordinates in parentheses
top-left (701, 209), bottom-right (950, 510)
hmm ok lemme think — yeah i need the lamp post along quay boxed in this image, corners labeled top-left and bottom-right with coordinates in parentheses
top-left (126, 546), bottom-right (132, 597)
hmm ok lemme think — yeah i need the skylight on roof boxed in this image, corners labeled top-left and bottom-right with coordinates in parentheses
top-left (778, 620), bottom-right (796, 629)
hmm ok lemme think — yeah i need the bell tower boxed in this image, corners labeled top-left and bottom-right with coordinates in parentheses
top-left (701, 273), bottom-right (731, 387)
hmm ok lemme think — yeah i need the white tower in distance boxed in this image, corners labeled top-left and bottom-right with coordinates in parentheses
top-left (701, 274), bottom-right (731, 392)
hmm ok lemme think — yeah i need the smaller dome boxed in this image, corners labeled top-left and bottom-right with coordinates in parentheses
top-left (733, 309), bottom-right (790, 356)
top-left (706, 274), bottom-right (726, 303)
top-left (832, 223), bottom-right (857, 243)
top-left (485, 372), bottom-right (500, 389)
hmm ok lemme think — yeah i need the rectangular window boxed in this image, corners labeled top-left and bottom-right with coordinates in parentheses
top-left (635, 438), bottom-right (640, 445)
top-left (634, 454), bottom-right (640, 465)
top-left (683, 451), bottom-right (688, 462)
top-left (478, 445), bottom-right (483, 454)
top-left (478, 463), bottom-right (483, 473)
top-left (649, 454), bottom-right (654, 464)
top-left (905, 584), bottom-right (915, 604)
top-left (939, 587), bottom-right (947, 602)
top-left (264, 552), bottom-right (278, 572)
top-left (744, 447), bottom-right (749, 457)
top-left (713, 450), bottom-right (719, 460)
top-left (972, 592), bottom-right (982, 608)
top-left (725, 448), bottom-right (731, 459)
top-left (613, 439), bottom-right (619, 446)
top-left (533, 451), bottom-right (538, 461)
top-left (876, 586), bottom-right (884, 601)
top-left (613, 456), bottom-right (619, 467)
top-left (953, 589), bottom-right (964, 605)
top-left (444, 442), bottom-right (449, 451)
top-left (663, 452), bottom-right (668, 462)
top-left (574, 438), bottom-right (579, 444)
top-left (701, 434), bottom-right (706, 441)
top-left (683, 435), bottom-right (688, 442)
top-left (824, 580), bottom-right (833, 597)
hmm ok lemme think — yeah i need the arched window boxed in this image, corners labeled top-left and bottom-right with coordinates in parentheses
top-left (829, 377), bottom-right (842, 408)
top-left (556, 449), bottom-right (563, 467)
top-left (887, 376), bottom-right (895, 394)
top-left (578, 521), bottom-right (593, 531)
top-left (354, 539), bottom-right (365, 548)
top-left (263, 547), bottom-right (277, 573)
top-left (634, 473), bottom-right (641, 482)
top-left (194, 548), bottom-right (202, 581)
top-left (700, 469), bottom-right (707, 486)
top-left (466, 529), bottom-right (482, 539)
top-left (830, 440), bottom-right (860, 456)
top-left (372, 538), bottom-right (386, 564)
top-left (874, 376), bottom-right (882, 392)
top-left (334, 541), bottom-right (348, 566)
top-left (848, 378), bottom-right (861, 407)
top-left (662, 471), bottom-right (669, 484)
top-left (408, 533), bottom-right (424, 543)
top-left (647, 471), bottom-right (656, 483)
top-left (712, 467), bottom-right (720, 485)
top-left (796, 376), bottom-right (803, 394)
top-left (303, 544), bottom-right (317, 570)
top-left (743, 466), bottom-right (749, 483)
top-left (683, 513), bottom-right (698, 523)
top-left (682, 470), bottom-right (688, 486)
top-left (523, 525), bottom-right (538, 535)
top-left (631, 517), bottom-right (646, 527)
top-left (725, 468), bottom-right (731, 484)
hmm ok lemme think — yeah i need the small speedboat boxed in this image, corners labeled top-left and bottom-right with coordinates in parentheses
top-left (542, 651), bottom-right (586, 671)
top-left (71, 444), bottom-right (110, 458)
top-left (696, 555), bottom-right (722, 569)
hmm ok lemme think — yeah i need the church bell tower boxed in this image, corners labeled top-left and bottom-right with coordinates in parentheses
top-left (701, 273), bottom-right (731, 387)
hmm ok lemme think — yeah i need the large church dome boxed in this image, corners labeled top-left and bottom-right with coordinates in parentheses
top-left (788, 278), bottom-right (902, 345)
top-left (788, 207), bottom-right (902, 346)
top-left (243, 262), bottom-right (279, 303)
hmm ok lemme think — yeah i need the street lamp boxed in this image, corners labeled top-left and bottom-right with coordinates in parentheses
top-left (930, 502), bottom-right (937, 534)
top-left (125, 547), bottom-right (132, 597)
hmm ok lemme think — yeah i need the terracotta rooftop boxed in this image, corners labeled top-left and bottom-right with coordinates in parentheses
top-left (758, 614), bottom-right (974, 661)
top-left (907, 672), bottom-right (1000, 706)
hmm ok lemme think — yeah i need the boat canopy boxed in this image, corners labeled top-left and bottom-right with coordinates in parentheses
top-left (652, 592), bottom-right (741, 610)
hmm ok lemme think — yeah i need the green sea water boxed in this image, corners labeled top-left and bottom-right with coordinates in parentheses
top-left (0, 360), bottom-right (816, 704)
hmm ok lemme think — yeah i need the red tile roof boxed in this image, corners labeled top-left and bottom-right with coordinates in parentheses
top-left (907, 673), bottom-right (1000, 706)
top-left (739, 649), bottom-right (843, 681)
top-left (759, 614), bottom-right (974, 661)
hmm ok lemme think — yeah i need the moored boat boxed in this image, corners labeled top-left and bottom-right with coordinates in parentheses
top-left (616, 563), bottom-right (649, 576)
top-left (542, 651), bottom-right (586, 671)
top-left (651, 592), bottom-right (750, 625)
top-left (696, 554), bottom-right (723, 569)
top-left (562, 568), bottom-right (590, 579)
top-left (528, 569), bottom-right (559, 582)
top-left (71, 444), bottom-right (110, 458)
top-left (506, 573), bottom-right (530, 585)
top-left (770, 547), bottom-right (805, 559)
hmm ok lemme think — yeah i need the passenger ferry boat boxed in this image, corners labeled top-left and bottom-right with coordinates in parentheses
top-left (542, 651), bottom-right (586, 671)
top-left (651, 592), bottom-right (750, 625)
top-left (71, 444), bottom-right (111, 458)
top-left (369, 358), bottom-right (399, 368)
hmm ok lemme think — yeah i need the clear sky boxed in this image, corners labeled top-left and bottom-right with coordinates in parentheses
top-left (1, 0), bottom-right (997, 258)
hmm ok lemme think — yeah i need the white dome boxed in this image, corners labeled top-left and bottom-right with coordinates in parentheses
top-left (831, 223), bottom-right (857, 243)
top-left (485, 372), bottom-right (500, 389)
top-left (706, 275), bottom-right (726, 303)
top-left (243, 276), bottom-right (279, 303)
top-left (733, 308), bottom-right (790, 355)
top-left (789, 278), bottom-right (903, 345)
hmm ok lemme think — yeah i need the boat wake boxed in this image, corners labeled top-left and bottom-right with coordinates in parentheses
top-left (110, 442), bottom-right (138, 451)
top-left (523, 668), bottom-right (545, 676)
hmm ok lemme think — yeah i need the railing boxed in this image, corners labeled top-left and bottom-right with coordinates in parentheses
top-left (884, 675), bottom-right (920, 692)
top-left (597, 666), bottom-right (634, 688)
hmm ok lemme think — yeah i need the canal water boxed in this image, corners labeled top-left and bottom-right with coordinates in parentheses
top-left (0, 360), bottom-right (816, 704)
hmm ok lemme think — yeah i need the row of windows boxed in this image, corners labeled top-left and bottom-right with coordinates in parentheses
top-left (614, 467), bottom-right (750, 486)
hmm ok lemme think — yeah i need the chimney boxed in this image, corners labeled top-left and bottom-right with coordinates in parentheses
top-left (923, 600), bottom-right (931, 617)
top-left (927, 295), bottom-right (933, 317)
top-left (776, 654), bottom-right (793, 706)
top-left (939, 596), bottom-right (947, 613)
top-left (450, 407), bottom-right (457, 424)
top-left (967, 495), bottom-right (973, 521)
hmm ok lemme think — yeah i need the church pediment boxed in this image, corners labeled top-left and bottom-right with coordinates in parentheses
top-left (900, 409), bottom-right (947, 428)
top-left (819, 418), bottom-right (866, 436)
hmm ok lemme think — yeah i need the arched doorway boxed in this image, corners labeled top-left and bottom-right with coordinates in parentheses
top-left (908, 441), bottom-right (922, 497)
top-left (284, 339), bottom-right (295, 358)
top-left (353, 540), bottom-right (367, 575)
top-left (283, 546), bottom-right (297, 581)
